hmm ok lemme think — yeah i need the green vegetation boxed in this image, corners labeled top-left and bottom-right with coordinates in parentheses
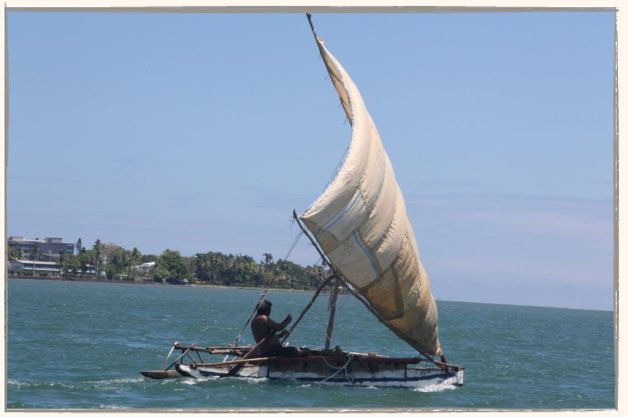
top-left (10, 238), bottom-right (330, 290)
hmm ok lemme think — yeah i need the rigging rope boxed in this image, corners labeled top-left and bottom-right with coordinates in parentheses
top-left (233, 290), bottom-right (268, 347)
top-left (322, 146), bottom-right (349, 193)
top-left (337, 293), bottom-right (351, 313)
top-left (282, 230), bottom-right (303, 262)
top-left (319, 354), bottom-right (355, 383)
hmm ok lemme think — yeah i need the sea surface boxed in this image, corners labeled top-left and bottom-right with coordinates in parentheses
top-left (6, 278), bottom-right (615, 410)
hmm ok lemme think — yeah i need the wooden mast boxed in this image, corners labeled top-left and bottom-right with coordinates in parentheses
top-left (280, 273), bottom-right (335, 345)
top-left (324, 276), bottom-right (340, 350)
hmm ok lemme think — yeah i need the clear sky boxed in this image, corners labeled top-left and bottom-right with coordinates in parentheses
top-left (6, 11), bottom-right (615, 311)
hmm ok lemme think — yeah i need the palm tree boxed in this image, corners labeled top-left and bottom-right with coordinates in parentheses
top-left (195, 253), bottom-right (210, 282)
top-left (8, 245), bottom-right (21, 261)
top-left (58, 250), bottom-right (66, 275)
top-left (29, 245), bottom-right (40, 274)
top-left (93, 239), bottom-right (103, 276)
top-left (263, 253), bottom-right (274, 268)
top-left (130, 247), bottom-right (141, 267)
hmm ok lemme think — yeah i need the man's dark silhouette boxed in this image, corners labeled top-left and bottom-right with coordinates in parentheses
top-left (251, 300), bottom-right (306, 357)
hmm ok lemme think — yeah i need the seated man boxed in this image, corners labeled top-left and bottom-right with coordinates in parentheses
top-left (251, 300), bottom-right (306, 357)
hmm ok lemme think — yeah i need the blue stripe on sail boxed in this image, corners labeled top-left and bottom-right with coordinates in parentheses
top-left (354, 231), bottom-right (379, 278)
top-left (315, 192), bottom-right (362, 237)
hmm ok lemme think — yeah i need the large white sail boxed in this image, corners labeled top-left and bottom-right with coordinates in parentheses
top-left (301, 34), bottom-right (442, 357)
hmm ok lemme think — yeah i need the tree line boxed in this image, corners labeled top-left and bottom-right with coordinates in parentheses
top-left (10, 238), bottom-right (331, 291)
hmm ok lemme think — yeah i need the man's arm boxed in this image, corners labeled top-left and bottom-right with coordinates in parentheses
top-left (261, 314), bottom-right (292, 331)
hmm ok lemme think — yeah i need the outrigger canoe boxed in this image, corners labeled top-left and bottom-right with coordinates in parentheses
top-left (141, 14), bottom-right (464, 389)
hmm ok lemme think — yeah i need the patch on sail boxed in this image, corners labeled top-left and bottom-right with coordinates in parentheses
top-left (360, 265), bottom-right (404, 320)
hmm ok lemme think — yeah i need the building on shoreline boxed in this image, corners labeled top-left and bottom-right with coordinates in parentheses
top-left (8, 259), bottom-right (97, 275)
top-left (133, 261), bottom-right (155, 273)
top-left (8, 237), bottom-right (75, 260)
top-left (9, 259), bottom-right (61, 274)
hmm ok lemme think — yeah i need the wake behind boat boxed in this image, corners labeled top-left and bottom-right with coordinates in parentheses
top-left (141, 14), bottom-right (464, 389)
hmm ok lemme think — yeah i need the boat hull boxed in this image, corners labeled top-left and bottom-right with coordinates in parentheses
top-left (176, 356), bottom-right (463, 388)
top-left (140, 369), bottom-right (183, 379)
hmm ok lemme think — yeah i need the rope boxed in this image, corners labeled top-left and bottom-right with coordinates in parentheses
top-left (323, 146), bottom-right (349, 193)
top-left (283, 230), bottom-right (303, 261)
top-left (337, 293), bottom-right (351, 313)
top-left (319, 354), bottom-right (355, 383)
top-left (233, 290), bottom-right (268, 347)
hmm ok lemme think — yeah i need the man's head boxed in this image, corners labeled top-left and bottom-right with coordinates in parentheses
top-left (257, 300), bottom-right (272, 316)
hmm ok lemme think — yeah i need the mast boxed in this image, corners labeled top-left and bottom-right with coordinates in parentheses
top-left (324, 276), bottom-right (340, 350)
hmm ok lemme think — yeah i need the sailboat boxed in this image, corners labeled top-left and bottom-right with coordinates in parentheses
top-left (141, 15), bottom-right (464, 389)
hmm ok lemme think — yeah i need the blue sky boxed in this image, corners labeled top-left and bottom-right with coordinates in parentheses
top-left (6, 11), bottom-right (615, 310)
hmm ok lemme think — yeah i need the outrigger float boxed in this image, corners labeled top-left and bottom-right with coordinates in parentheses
top-left (140, 14), bottom-right (464, 389)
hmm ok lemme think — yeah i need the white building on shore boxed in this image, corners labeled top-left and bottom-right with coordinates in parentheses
top-left (9, 259), bottom-right (61, 274)
top-left (8, 259), bottom-right (97, 275)
top-left (133, 261), bottom-right (156, 273)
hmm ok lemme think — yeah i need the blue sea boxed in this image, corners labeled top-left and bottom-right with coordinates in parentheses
top-left (6, 278), bottom-right (615, 410)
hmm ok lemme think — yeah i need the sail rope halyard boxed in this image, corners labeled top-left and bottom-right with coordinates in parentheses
top-left (282, 228), bottom-right (304, 261)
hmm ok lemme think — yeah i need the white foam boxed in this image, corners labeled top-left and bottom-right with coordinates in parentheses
top-left (242, 377), bottom-right (268, 384)
top-left (413, 382), bottom-right (457, 393)
top-left (93, 377), bottom-right (143, 385)
top-left (181, 375), bottom-right (219, 385)
top-left (99, 404), bottom-right (127, 409)
top-left (8, 380), bottom-right (77, 390)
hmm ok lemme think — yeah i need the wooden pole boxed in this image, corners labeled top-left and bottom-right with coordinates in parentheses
top-left (233, 289), bottom-right (268, 347)
top-left (220, 333), bottom-right (272, 378)
top-left (161, 343), bottom-right (177, 370)
top-left (280, 273), bottom-right (335, 345)
top-left (164, 345), bottom-right (196, 371)
top-left (196, 357), bottom-right (274, 368)
top-left (324, 276), bottom-right (340, 350)
top-left (292, 210), bottom-right (334, 270)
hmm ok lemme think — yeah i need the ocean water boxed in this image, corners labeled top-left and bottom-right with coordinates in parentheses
top-left (6, 278), bottom-right (615, 410)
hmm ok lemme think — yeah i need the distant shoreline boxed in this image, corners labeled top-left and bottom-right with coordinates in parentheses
top-left (6, 275), bottom-right (322, 293)
top-left (8, 275), bottom-right (157, 285)
top-left (8, 276), bottom-right (610, 312)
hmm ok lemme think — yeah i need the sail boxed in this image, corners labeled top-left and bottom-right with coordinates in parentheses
top-left (301, 35), bottom-right (443, 357)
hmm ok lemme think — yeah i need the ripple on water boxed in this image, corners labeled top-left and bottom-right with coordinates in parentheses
top-left (7, 281), bottom-right (615, 409)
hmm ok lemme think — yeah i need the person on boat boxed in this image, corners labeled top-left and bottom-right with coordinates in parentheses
top-left (251, 300), bottom-right (307, 357)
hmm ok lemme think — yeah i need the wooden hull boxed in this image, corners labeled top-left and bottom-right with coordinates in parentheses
top-left (140, 370), bottom-right (183, 379)
top-left (176, 356), bottom-right (464, 389)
